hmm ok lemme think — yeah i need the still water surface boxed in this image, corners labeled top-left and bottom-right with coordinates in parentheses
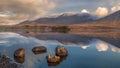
top-left (0, 32), bottom-right (120, 68)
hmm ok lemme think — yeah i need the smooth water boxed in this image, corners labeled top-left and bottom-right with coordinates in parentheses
top-left (0, 32), bottom-right (120, 68)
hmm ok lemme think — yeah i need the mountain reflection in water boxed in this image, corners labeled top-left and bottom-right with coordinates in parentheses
top-left (20, 33), bottom-right (120, 48)
top-left (0, 32), bottom-right (120, 68)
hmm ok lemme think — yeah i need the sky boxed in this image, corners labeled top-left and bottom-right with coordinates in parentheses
top-left (0, 0), bottom-right (120, 25)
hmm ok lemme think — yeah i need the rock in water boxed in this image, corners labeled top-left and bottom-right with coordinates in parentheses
top-left (46, 54), bottom-right (60, 63)
top-left (32, 46), bottom-right (47, 55)
top-left (56, 46), bottom-right (68, 57)
top-left (14, 48), bottom-right (25, 58)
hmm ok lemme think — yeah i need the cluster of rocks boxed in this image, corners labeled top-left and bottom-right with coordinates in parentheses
top-left (47, 46), bottom-right (68, 66)
top-left (0, 53), bottom-right (21, 68)
top-left (14, 46), bottom-right (68, 66)
top-left (0, 45), bottom-right (68, 68)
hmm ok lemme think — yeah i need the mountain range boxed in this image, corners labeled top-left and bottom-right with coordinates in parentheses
top-left (19, 10), bottom-right (120, 25)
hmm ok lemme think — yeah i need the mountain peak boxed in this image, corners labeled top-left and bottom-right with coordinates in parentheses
top-left (42, 12), bottom-right (92, 18)
top-left (59, 12), bottom-right (92, 18)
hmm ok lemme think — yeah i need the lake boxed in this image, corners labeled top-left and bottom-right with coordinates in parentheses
top-left (0, 32), bottom-right (120, 68)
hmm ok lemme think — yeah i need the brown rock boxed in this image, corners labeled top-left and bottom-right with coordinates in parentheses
top-left (46, 54), bottom-right (60, 63)
top-left (32, 46), bottom-right (47, 55)
top-left (56, 46), bottom-right (68, 57)
top-left (14, 48), bottom-right (25, 58)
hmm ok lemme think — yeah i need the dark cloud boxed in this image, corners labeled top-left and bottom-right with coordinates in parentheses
top-left (0, 0), bottom-right (56, 25)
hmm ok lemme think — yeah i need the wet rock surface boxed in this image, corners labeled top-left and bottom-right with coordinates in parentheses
top-left (56, 46), bottom-right (68, 57)
top-left (14, 48), bottom-right (25, 58)
top-left (14, 48), bottom-right (25, 64)
top-left (32, 46), bottom-right (47, 55)
top-left (47, 54), bottom-right (60, 63)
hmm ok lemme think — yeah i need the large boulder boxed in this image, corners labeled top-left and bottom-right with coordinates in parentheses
top-left (46, 54), bottom-right (60, 63)
top-left (56, 46), bottom-right (68, 57)
top-left (32, 46), bottom-right (47, 55)
top-left (14, 48), bottom-right (25, 58)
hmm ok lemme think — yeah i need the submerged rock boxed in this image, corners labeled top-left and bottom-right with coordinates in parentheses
top-left (56, 46), bottom-right (68, 57)
top-left (32, 46), bottom-right (47, 55)
top-left (14, 48), bottom-right (25, 58)
top-left (46, 54), bottom-right (60, 63)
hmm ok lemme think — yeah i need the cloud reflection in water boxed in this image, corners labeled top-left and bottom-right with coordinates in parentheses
top-left (0, 32), bottom-right (119, 68)
top-left (96, 41), bottom-right (109, 52)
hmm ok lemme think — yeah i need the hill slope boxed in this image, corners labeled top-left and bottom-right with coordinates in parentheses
top-left (20, 13), bottom-right (97, 25)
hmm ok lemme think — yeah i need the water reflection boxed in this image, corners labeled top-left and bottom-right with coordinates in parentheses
top-left (20, 33), bottom-right (120, 48)
top-left (80, 45), bottom-right (89, 49)
top-left (0, 32), bottom-right (54, 68)
top-left (93, 40), bottom-right (120, 53)
top-left (111, 47), bottom-right (120, 53)
top-left (95, 41), bottom-right (109, 52)
top-left (0, 32), bottom-right (119, 68)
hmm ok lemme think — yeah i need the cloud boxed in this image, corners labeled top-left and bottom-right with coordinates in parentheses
top-left (81, 9), bottom-right (90, 13)
top-left (95, 7), bottom-right (109, 17)
top-left (111, 5), bottom-right (120, 13)
top-left (0, 0), bottom-right (56, 25)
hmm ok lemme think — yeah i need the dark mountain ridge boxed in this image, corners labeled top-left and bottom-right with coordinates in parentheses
top-left (19, 13), bottom-right (97, 25)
